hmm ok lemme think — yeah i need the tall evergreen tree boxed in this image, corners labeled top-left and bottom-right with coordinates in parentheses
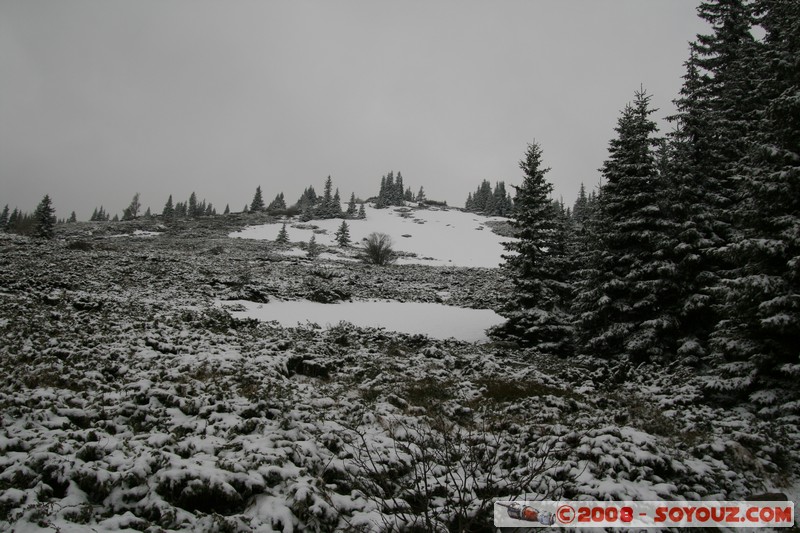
top-left (188, 192), bottom-right (199, 218)
top-left (0, 205), bottom-right (9, 228)
top-left (357, 203), bottom-right (366, 219)
top-left (122, 193), bottom-right (141, 221)
top-left (332, 188), bottom-right (342, 218)
top-left (395, 172), bottom-right (404, 204)
top-left (34, 195), bottom-right (56, 239)
top-left (706, 0), bottom-right (800, 402)
top-left (334, 220), bottom-right (351, 247)
top-left (250, 186), bottom-right (265, 212)
top-left (572, 183), bottom-right (589, 225)
top-left (346, 193), bottom-right (357, 217)
top-left (498, 142), bottom-right (572, 354)
top-left (320, 176), bottom-right (334, 217)
top-left (268, 193), bottom-right (286, 211)
top-left (163, 195), bottom-right (175, 220)
top-left (665, 0), bottom-right (763, 363)
top-left (575, 90), bottom-right (679, 363)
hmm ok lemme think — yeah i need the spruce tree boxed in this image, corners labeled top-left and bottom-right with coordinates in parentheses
top-left (705, 0), bottom-right (800, 403)
top-left (334, 220), bottom-right (351, 247)
top-left (224, 204), bottom-right (230, 215)
top-left (8, 208), bottom-right (19, 230)
top-left (395, 172), bottom-right (404, 204)
top-left (664, 0), bottom-right (763, 364)
top-left (163, 195), bottom-right (175, 220)
top-left (268, 193), bottom-right (286, 211)
top-left (307, 235), bottom-right (319, 259)
top-left (376, 176), bottom-right (387, 208)
top-left (575, 90), bottom-right (679, 363)
top-left (276, 223), bottom-right (289, 245)
top-left (33, 195), bottom-right (56, 239)
top-left (0, 205), bottom-right (9, 228)
top-left (188, 192), bottom-right (199, 218)
top-left (572, 183), bottom-right (589, 225)
top-left (357, 203), bottom-right (366, 219)
top-left (416, 187), bottom-right (426, 202)
top-left (320, 176), bottom-right (334, 217)
top-left (346, 193), bottom-right (357, 217)
top-left (332, 188), bottom-right (342, 218)
top-left (498, 141), bottom-right (572, 354)
top-left (67, 211), bottom-right (77, 223)
top-left (250, 186), bottom-right (265, 212)
top-left (122, 193), bottom-right (140, 221)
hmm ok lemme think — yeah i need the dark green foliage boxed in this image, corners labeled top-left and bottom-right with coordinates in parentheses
top-left (375, 171), bottom-right (410, 207)
top-left (704, 0), bottom-right (800, 404)
top-left (276, 223), bottom-right (289, 245)
top-left (90, 206), bottom-right (110, 222)
top-left (346, 193), bottom-right (357, 218)
top-left (267, 193), bottom-right (286, 212)
top-left (122, 193), bottom-right (140, 221)
top-left (575, 90), bottom-right (679, 363)
top-left (334, 221), bottom-right (351, 247)
top-left (0, 205), bottom-right (9, 228)
top-left (307, 235), bottom-right (320, 259)
top-left (250, 186), bottom-right (265, 212)
top-left (34, 195), bottom-right (56, 239)
top-left (498, 142), bottom-right (573, 354)
top-left (465, 180), bottom-right (513, 216)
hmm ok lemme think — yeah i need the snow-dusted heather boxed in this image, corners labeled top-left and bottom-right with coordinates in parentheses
top-left (229, 204), bottom-right (516, 268)
top-left (0, 221), bottom-right (797, 531)
top-left (220, 299), bottom-right (506, 342)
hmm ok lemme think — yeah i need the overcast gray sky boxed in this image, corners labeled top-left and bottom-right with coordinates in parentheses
top-left (1, 0), bottom-right (707, 219)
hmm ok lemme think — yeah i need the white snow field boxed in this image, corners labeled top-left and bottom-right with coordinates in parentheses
top-left (221, 299), bottom-right (506, 342)
top-left (229, 203), bottom-right (515, 268)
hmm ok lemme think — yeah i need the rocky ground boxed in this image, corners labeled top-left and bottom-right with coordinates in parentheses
top-left (0, 216), bottom-right (797, 532)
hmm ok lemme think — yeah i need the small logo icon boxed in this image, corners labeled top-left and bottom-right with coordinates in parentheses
top-left (557, 504), bottom-right (576, 524)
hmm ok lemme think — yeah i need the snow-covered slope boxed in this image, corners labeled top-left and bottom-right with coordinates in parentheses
top-left (229, 204), bottom-right (515, 268)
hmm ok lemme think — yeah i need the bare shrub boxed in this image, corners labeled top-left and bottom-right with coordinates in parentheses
top-left (332, 414), bottom-right (565, 532)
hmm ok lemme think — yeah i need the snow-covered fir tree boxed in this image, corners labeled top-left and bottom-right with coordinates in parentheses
top-left (267, 193), bottom-right (286, 211)
top-left (34, 195), bottom-right (56, 239)
top-left (162, 195), bottom-right (174, 220)
top-left (122, 193), bottom-right (140, 221)
top-left (346, 193), bottom-right (357, 218)
top-left (250, 186), bottom-right (265, 212)
top-left (574, 90), bottom-right (680, 364)
top-left (275, 223), bottom-right (289, 245)
top-left (497, 141), bottom-right (573, 354)
top-left (307, 235), bottom-right (319, 259)
top-left (334, 221), bottom-right (351, 247)
top-left (705, 0), bottom-right (800, 404)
